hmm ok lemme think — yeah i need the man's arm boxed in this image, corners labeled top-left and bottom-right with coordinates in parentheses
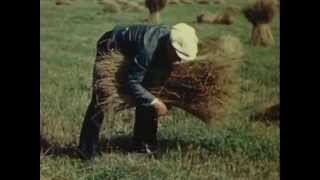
top-left (127, 50), bottom-right (156, 107)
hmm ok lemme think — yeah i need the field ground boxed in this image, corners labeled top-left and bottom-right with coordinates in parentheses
top-left (40, 0), bottom-right (280, 179)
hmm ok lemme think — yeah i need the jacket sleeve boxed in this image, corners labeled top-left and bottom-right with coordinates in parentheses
top-left (127, 50), bottom-right (156, 107)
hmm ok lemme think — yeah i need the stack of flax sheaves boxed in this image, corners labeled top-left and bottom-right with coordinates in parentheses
top-left (243, 0), bottom-right (278, 46)
top-left (94, 35), bottom-right (243, 126)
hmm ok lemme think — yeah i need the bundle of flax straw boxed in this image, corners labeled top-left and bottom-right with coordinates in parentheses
top-left (243, 0), bottom-right (277, 46)
top-left (94, 36), bottom-right (242, 125)
top-left (197, 11), bottom-right (233, 25)
top-left (145, 0), bottom-right (168, 23)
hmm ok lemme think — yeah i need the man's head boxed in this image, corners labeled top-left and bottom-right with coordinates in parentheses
top-left (168, 23), bottom-right (199, 63)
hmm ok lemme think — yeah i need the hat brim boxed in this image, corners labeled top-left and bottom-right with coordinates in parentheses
top-left (171, 41), bottom-right (197, 61)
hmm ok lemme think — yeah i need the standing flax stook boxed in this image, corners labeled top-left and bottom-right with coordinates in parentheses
top-left (145, 0), bottom-right (167, 24)
top-left (78, 23), bottom-right (199, 160)
top-left (243, 0), bottom-right (277, 46)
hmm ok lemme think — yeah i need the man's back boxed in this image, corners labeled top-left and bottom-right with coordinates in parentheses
top-left (112, 24), bottom-right (170, 58)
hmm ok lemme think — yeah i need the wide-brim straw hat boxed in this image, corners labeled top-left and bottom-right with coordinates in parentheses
top-left (170, 23), bottom-right (199, 61)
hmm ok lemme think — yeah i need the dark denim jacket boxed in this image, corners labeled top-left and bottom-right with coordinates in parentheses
top-left (111, 24), bottom-right (171, 107)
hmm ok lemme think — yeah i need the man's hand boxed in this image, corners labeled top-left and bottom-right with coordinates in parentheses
top-left (151, 98), bottom-right (168, 117)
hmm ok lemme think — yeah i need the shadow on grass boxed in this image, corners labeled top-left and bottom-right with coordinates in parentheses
top-left (249, 103), bottom-right (280, 126)
top-left (40, 136), bottom-right (80, 159)
top-left (100, 135), bottom-right (216, 158)
top-left (40, 134), bottom-right (216, 159)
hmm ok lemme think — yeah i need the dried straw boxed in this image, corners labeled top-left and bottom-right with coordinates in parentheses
top-left (180, 0), bottom-right (193, 4)
top-left (126, 1), bottom-right (145, 12)
top-left (243, 0), bottom-right (277, 46)
top-left (115, 0), bottom-right (145, 12)
top-left (137, 0), bottom-right (145, 6)
top-left (224, 5), bottom-right (241, 16)
top-left (243, 0), bottom-right (277, 25)
top-left (145, 0), bottom-right (168, 23)
top-left (213, 0), bottom-right (225, 4)
top-left (55, 0), bottom-right (70, 5)
top-left (93, 35), bottom-right (242, 125)
top-left (145, 0), bottom-right (167, 13)
top-left (197, 0), bottom-right (210, 4)
top-left (253, 103), bottom-right (280, 122)
top-left (197, 12), bottom-right (216, 23)
top-left (98, 0), bottom-right (121, 13)
top-left (197, 11), bottom-right (233, 25)
top-left (216, 35), bottom-right (244, 59)
top-left (168, 0), bottom-right (180, 4)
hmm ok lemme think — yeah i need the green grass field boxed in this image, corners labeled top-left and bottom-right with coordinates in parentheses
top-left (40, 0), bottom-right (280, 179)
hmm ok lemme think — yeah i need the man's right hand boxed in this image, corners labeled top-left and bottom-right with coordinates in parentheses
top-left (151, 98), bottom-right (168, 117)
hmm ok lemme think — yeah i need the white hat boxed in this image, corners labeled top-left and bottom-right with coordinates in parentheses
top-left (170, 23), bottom-right (199, 61)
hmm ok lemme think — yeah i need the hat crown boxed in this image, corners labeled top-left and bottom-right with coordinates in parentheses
top-left (170, 23), bottom-right (199, 61)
